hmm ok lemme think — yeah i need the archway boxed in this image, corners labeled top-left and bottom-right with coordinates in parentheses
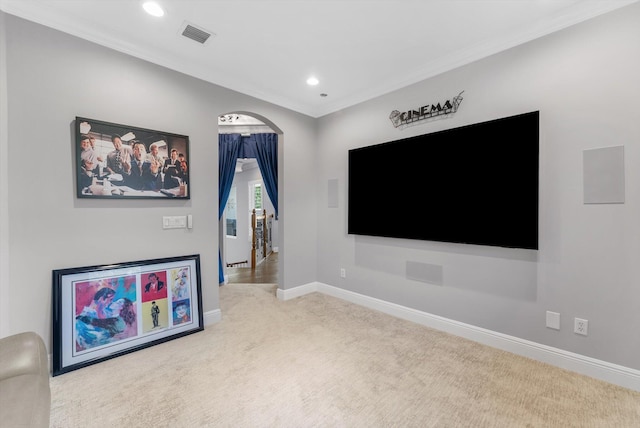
top-left (218, 112), bottom-right (283, 290)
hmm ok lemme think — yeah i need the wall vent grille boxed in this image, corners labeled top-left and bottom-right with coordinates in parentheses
top-left (180, 22), bottom-right (214, 45)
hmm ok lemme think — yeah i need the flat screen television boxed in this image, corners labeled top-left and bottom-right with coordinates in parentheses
top-left (348, 111), bottom-right (539, 250)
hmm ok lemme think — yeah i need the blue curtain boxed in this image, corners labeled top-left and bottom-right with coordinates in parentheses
top-left (218, 134), bottom-right (242, 283)
top-left (251, 133), bottom-right (278, 219)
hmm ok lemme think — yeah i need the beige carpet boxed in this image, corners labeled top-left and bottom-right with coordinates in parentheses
top-left (50, 283), bottom-right (640, 427)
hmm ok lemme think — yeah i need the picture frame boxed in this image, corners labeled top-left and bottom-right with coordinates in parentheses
top-left (52, 254), bottom-right (203, 376)
top-left (75, 116), bottom-right (190, 199)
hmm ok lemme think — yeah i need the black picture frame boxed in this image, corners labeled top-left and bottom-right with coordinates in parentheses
top-left (52, 254), bottom-right (203, 376)
top-left (76, 117), bottom-right (190, 199)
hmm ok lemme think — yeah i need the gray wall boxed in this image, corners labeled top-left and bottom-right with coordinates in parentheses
top-left (0, 14), bottom-right (317, 344)
top-left (2, 3), bottom-right (640, 374)
top-left (315, 3), bottom-right (640, 370)
top-left (0, 12), bottom-right (9, 337)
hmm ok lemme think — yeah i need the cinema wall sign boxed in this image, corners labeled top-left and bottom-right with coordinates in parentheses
top-left (389, 91), bottom-right (464, 128)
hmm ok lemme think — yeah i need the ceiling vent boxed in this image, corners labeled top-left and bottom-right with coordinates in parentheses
top-left (179, 21), bottom-right (215, 45)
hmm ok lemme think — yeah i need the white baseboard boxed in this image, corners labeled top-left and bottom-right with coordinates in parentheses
top-left (278, 281), bottom-right (640, 392)
top-left (276, 283), bottom-right (316, 301)
top-left (204, 309), bottom-right (222, 326)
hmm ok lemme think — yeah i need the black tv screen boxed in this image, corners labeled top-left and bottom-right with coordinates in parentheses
top-left (348, 111), bottom-right (539, 250)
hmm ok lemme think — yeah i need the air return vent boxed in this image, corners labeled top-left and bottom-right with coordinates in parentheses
top-left (180, 21), bottom-right (215, 45)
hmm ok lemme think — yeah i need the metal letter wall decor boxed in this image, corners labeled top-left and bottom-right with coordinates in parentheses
top-left (389, 91), bottom-right (464, 128)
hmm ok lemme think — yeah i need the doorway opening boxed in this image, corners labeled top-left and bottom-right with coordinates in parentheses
top-left (218, 113), bottom-right (281, 286)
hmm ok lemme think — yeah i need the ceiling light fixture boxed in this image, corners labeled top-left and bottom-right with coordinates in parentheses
top-left (120, 132), bottom-right (136, 142)
top-left (306, 77), bottom-right (319, 86)
top-left (143, 1), bottom-right (165, 17)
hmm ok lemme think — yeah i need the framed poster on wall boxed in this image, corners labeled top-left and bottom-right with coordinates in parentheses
top-left (52, 254), bottom-right (203, 376)
top-left (75, 117), bottom-right (190, 199)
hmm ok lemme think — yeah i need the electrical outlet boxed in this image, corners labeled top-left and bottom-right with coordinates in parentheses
top-left (340, 268), bottom-right (346, 278)
top-left (574, 318), bottom-right (588, 336)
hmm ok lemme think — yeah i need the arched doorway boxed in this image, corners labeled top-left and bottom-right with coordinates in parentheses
top-left (218, 112), bottom-right (282, 289)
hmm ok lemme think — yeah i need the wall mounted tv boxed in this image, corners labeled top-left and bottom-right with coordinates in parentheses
top-left (348, 111), bottom-right (539, 250)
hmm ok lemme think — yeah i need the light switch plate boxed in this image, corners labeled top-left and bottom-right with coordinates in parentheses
top-left (163, 215), bottom-right (187, 229)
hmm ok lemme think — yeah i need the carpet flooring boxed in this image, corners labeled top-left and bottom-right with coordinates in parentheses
top-left (50, 282), bottom-right (640, 427)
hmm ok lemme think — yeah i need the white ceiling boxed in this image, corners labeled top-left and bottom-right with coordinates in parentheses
top-left (1, 0), bottom-right (637, 118)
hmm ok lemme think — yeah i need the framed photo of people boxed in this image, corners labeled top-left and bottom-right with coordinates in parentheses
top-left (75, 116), bottom-right (190, 199)
top-left (52, 254), bottom-right (203, 376)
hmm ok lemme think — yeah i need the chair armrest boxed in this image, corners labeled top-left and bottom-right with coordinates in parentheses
top-left (0, 332), bottom-right (49, 380)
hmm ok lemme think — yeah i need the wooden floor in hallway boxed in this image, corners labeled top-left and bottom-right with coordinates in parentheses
top-left (226, 252), bottom-right (278, 284)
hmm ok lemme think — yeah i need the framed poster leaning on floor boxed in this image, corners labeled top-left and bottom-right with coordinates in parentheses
top-left (52, 254), bottom-right (203, 376)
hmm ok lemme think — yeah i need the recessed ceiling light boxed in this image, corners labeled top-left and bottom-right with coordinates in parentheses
top-left (306, 77), bottom-right (319, 86)
top-left (143, 1), bottom-right (165, 17)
